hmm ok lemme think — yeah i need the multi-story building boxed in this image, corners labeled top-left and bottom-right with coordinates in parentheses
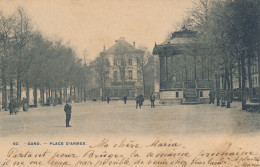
top-left (87, 37), bottom-right (145, 100)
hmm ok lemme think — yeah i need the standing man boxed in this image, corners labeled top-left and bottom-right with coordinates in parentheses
top-left (22, 97), bottom-right (28, 111)
top-left (64, 101), bottom-right (72, 127)
top-left (9, 100), bottom-right (14, 115)
top-left (150, 93), bottom-right (155, 108)
top-left (123, 95), bottom-right (127, 104)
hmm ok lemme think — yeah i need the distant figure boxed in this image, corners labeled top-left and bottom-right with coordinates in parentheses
top-left (150, 93), bottom-right (156, 108)
top-left (106, 96), bottom-right (110, 104)
top-left (216, 89), bottom-right (221, 106)
top-left (135, 96), bottom-right (139, 109)
top-left (9, 99), bottom-right (17, 115)
top-left (123, 95), bottom-right (127, 104)
top-left (64, 101), bottom-right (72, 127)
top-left (22, 97), bottom-right (28, 111)
top-left (221, 90), bottom-right (226, 107)
top-left (138, 95), bottom-right (144, 108)
top-left (209, 90), bottom-right (215, 104)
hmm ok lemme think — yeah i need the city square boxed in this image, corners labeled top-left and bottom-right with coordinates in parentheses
top-left (1, 100), bottom-right (259, 138)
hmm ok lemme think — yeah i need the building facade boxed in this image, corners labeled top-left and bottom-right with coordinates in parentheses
top-left (87, 38), bottom-right (145, 100)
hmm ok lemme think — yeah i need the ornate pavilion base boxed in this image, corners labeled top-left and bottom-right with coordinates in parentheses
top-left (159, 80), bottom-right (213, 105)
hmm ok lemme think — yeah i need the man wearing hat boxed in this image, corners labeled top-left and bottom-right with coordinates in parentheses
top-left (64, 101), bottom-right (72, 127)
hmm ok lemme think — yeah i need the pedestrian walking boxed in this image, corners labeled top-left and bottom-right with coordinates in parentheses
top-left (139, 95), bottom-right (144, 108)
top-left (9, 99), bottom-right (18, 115)
top-left (9, 100), bottom-right (14, 115)
top-left (135, 96), bottom-right (139, 109)
top-left (216, 89), bottom-right (221, 106)
top-left (209, 90), bottom-right (215, 104)
top-left (64, 101), bottom-right (72, 127)
top-left (123, 95), bottom-right (127, 104)
top-left (106, 96), bottom-right (110, 104)
top-left (150, 93), bottom-right (155, 108)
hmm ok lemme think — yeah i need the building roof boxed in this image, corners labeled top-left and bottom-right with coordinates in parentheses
top-left (102, 37), bottom-right (144, 55)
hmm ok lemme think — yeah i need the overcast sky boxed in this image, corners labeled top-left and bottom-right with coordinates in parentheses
top-left (0, 0), bottom-right (195, 60)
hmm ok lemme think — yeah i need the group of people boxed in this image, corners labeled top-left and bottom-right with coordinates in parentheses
top-left (209, 89), bottom-right (233, 107)
top-left (106, 93), bottom-right (156, 109)
top-left (9, 97), bottom-right (28, 115)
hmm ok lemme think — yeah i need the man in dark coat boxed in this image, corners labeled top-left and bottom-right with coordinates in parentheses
top-left (106, 96), bottom-right (110, 104)
top-left (123, 95), bottom-right (127, 104)
top-left (209, 90), bottom-right (215, 104)
top-left (22, 97), bottom-right (28, 111)
top-left (64, 101), bottom-right (72, 127)
top-left (138, 95), bottom-right (144, 108)
top-left (135, 96), bottom-right (139, 109)
top-left (9, 100), bottom-right (14, 115)
top-left (150, 93), bottom-right (155, 108)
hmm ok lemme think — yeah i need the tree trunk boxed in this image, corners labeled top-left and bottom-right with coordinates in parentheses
top-left (2, 79), bottom-right (7, 110)
top-left (17, 72), bottom-right (21, 107)
top-left (10, 80), bottom-right (13, 101)
top-left (51, 88), bottom-right (53, 105)
top-left (60, 87), bottom-right (62, 104)
top-left (55, 88), bottom-right (57, 105)
top-left (70, 85), bottom-right (72, 100)
top-left (64, 87), bottom-right (67, 102)
top-left (33, 86), bottom-right (37, 107)
top-left (26, 82), bottom-right (29, 106)
top-left (258, 50), bottom-right (260, 109)
top-left (77, 87), bottom-right (80, 102)
top-left (42, 87), bottom-right (45, 106)
top-left (230, 62), bottom-right (233, 90)
top-left (48, 87), bottom-right (51, 100)
top-left (84, 88), bottom-right (86, 102)
top-left (247, 55), bottom-right (253, 100)
top-left (238, 56), bottom-right (242, 100)
top-left (241, 51), bottom-right (247, 110)
top-left (74, 86), bottom-right (76, 101)
top-left (80, 86), bottom-right (83, 102)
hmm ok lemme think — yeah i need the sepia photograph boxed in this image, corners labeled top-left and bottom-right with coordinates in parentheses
top-left (0, 0), bottom-right (259, 166)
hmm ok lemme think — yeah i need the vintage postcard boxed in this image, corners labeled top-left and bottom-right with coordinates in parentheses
top-left (0, 0), bottom-right (259, 167)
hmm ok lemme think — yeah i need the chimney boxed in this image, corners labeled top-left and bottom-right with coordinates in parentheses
top-left (103, 45), bottom-right (106, 51)
top-left (133, 41), bottom-right (135, 48)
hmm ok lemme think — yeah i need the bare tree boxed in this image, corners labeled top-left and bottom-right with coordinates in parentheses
top-left (13, 7), bottom-right (32, 105)
top-left (93, 55), bottom-right (110, 101)
top-left (0, 11), bottom-right (16, 110)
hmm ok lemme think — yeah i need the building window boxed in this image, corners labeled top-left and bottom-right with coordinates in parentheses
top-left (128, 70), bottom-right (133, 80)
top-left (137, 58), bottom-right (140, 66)
top-left (113, 59), bottom-right (117, 66)
top-left (105, 74), bottom-right (109, 80)
top-left (137, 70), bottom-right (141, 80)
top-left (113, 71), bottom-right (117, 82)
top-left (200, 91), bottom-right (203, 97)
top-left (128, 59), bottom-right (132, 66)
top-left (176, 92), bottom-right (179, 98)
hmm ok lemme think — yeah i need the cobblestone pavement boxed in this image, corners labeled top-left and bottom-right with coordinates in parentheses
top-left (0, 100), bottom-right (259, 137)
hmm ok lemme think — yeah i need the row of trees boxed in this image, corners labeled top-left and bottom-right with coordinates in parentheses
top-left (0, 8), bottom-right (88, 110)
top-left (185, 0), bottom-right (259, 109)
